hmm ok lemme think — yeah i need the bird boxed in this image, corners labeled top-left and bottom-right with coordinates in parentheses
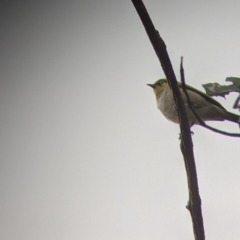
top-left (147, 79), bottom-right (240, 127)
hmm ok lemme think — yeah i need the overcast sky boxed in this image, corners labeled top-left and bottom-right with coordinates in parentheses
top-left (1, 0), bottom-right (240, 239)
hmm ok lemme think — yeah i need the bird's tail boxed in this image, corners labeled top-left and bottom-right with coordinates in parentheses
top-left (225, 111), bottom-right (240, 124)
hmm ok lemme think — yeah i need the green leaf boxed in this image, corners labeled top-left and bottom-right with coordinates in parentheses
top-left (202, 77), bottom-right (240, 98)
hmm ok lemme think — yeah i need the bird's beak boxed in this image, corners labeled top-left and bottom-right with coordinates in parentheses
top-left (147, 84), bottom-right (156, 89)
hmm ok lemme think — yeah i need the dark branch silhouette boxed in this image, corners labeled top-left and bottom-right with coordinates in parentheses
top-left (131, 0), bottom-right (205, 239)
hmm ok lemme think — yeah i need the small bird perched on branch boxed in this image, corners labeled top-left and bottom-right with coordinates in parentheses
top-left (147, 79), bottom-right (240, 126)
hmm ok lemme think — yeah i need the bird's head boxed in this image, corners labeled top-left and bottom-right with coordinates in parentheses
top-left (147, 79), bottom-right (168, 96)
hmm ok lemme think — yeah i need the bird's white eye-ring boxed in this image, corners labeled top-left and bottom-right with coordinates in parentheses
top-left (159, 81), bottom-right (165, 85)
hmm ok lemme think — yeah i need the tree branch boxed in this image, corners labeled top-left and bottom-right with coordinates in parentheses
top-left (131, 1), bottom-right (205, 239)
top-left (180, 57), bottom-right (240, 138)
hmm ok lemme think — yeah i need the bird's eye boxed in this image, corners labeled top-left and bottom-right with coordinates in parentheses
top-left (159, 81), bottom-right (165, 85)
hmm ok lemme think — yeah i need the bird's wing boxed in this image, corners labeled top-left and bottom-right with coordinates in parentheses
top-left (178, 82), bottom-right (225, 110)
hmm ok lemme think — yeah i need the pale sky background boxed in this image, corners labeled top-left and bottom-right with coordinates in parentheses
top-left (1, 0), bottom-right (240, 239)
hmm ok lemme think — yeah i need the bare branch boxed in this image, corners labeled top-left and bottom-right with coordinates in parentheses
top-left (180, 57), bottom-right (240, 138)
top-left (131, 0), bottom-right (205, 239)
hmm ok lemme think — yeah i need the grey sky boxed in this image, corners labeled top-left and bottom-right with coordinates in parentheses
top-left (1, 0), bottom-right (240, 239)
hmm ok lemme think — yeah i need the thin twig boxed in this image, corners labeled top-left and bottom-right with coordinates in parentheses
top-left (180, 57), bottom-right (240, 138)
